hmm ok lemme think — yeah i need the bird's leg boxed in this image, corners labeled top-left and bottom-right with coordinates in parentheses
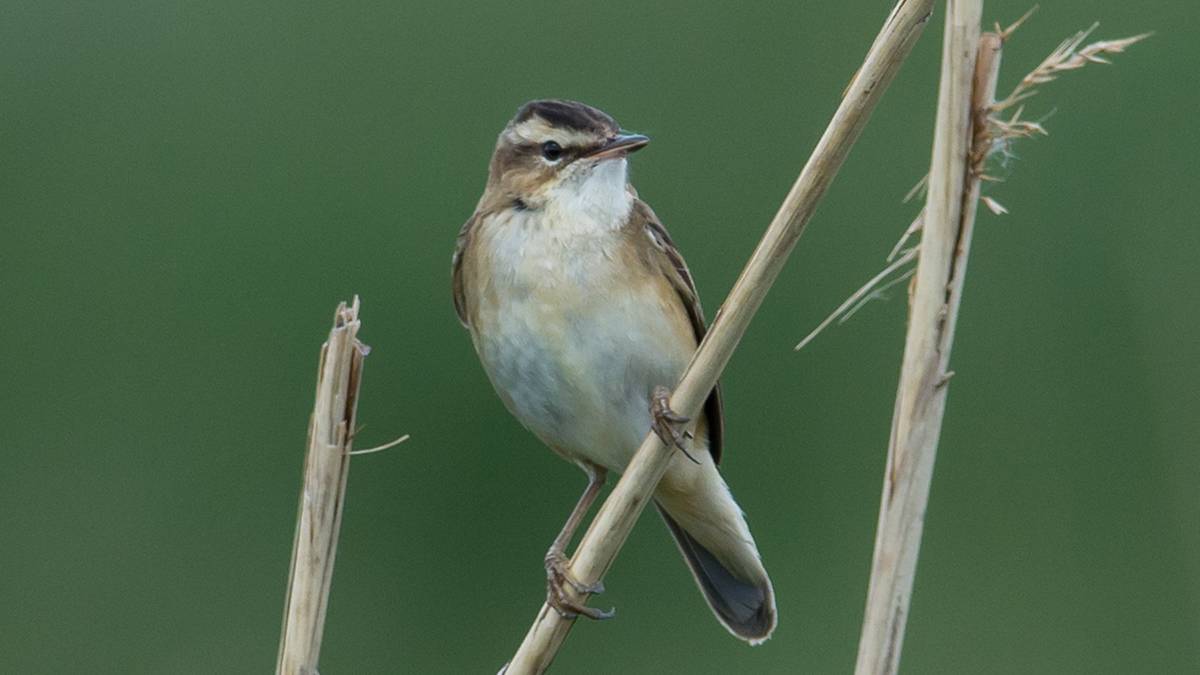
top-left (651, 385), bottom-right (700, 464)
top-left (544, 464), bottom-right (614, 620)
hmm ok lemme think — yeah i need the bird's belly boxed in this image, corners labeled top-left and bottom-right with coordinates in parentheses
top-left (474, 278), bottom-right (691, 472)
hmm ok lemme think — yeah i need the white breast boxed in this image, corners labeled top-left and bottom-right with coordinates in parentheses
top-left (470, 161), bottom-right (690, 471)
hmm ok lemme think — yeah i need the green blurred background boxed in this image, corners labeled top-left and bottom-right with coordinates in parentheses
top-left (2, 1), bottom-right (1196, 673)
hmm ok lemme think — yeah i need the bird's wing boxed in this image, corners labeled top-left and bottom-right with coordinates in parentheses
top-left (451, 212), bottom-right (478, 328)
top-left (631, 198), bottom-right (725, 465)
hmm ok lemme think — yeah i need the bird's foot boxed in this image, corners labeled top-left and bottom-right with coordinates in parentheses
top-left (544, 549), bottom-right (614, 620)
top-left (651, 385), bottom-right (700, 464)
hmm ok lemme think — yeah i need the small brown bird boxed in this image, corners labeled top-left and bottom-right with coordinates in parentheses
top-left (452, 99), bottom-right (776, 643)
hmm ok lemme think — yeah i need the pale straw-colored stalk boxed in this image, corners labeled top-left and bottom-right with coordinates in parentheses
top-left (277, 298), bottom-right (368, 675)
top-left (501, 1), bottom-right (937, 672)
top-left (853, 3), bottom-right (991, 673)
top-left (796, 14), bottom-right (1148, 350)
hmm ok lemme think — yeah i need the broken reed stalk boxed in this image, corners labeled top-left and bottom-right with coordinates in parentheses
top-left (854, 3), bottom-right (996, 673)
top-left (277, 298), bottom-right (368, 675)
top-left (502, 1), bottom-right (936, 672)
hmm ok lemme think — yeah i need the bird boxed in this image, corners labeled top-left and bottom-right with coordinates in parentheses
top-left (451, 99), bottom-right (776, 644)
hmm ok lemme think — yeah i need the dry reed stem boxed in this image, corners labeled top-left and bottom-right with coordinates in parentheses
top-left (501, 1), bottom-right (937, 672)
top-left (277, 298), bottom-right (368, 675)
top-left (853, 3), bottom-right (991, 672)
top-left (796, 19), bottom-right (1147, 350)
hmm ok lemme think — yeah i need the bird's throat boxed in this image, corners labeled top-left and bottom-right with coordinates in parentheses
top-left (543, 158), bottom-right (633, 233)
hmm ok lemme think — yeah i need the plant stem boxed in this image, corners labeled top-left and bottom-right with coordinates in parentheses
top-left (502, 1), bottom-right (936, 672)
top-left (277, 298), bottom-right (368, 675)
top-left (853, 4), bottom-right (996, 672)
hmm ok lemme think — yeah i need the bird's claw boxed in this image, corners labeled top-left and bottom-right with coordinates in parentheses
top-left (651, 385), bottom-right (700, 464)
top-left (544, 550), bottom-right (614, 621)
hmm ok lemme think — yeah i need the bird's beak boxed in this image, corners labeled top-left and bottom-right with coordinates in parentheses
top-left (585, 133), bottom-right (650, 161)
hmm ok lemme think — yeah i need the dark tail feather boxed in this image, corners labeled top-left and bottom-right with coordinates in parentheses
top-left (656, 503), bottom-right (775, 643)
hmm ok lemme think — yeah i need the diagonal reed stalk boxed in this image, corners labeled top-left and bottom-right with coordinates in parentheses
top-left (854, 3), bottom-right (995, 673)
top-left (277, 298), bottom-right (368, 675)
top-left (502, 1), bottom-right (937, 672)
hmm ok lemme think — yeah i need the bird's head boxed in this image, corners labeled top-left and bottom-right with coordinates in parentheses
top-left (482, 99), bottom-right (649, 212)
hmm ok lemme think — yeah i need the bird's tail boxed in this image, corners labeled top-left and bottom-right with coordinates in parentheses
top-left (654, 464), bottom-right (776, 644)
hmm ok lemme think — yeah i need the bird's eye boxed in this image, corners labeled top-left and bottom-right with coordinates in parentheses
top-left (541, 141), bottom-right (563, 161)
